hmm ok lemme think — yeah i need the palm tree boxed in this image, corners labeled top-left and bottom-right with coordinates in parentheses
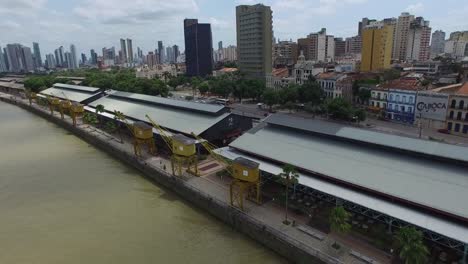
top-left (95, 104), bottom-right (105, 127)
top-left (329, 206), bottom-right (351, 249)
top-left (277, 164), bottom-right (299, 225)
top-left (113, 110), bottom-right (125, 143)
top-left (395, 227), bottom-right (429, 264)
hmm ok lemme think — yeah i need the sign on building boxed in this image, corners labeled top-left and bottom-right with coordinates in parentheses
top-left (415, 92), bottom-right (449, 121)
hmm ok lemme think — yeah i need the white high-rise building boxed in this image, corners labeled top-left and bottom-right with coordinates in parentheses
top-left (430, 30), bottom-right (446, 58)
top-left (406, 17), bottom-right (431, 62)
top-left (393, 12), bottom-right (415, 61)
top-left (444, 31), bottom-right (468, 61)
top-left (45, 54), bottom-right (56, 69)
top-left (70, 44), bottom-right (78, 69)
top-left (120, 38), bottom-right (127, 64)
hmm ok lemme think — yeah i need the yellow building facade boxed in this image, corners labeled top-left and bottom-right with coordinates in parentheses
top-left (361, 24), bottom-right (395, 72)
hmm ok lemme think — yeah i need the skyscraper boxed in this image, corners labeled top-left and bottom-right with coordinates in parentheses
top-left (70, 44), bottom-right (78, 69)
top-left (5, 44), bottom-right (23, 72)
top-left (218, 41), bottom-right (223, 50)
top-left (236, 4), bottom-right (272, 80)
top-left (45, 54), bottom-right (56, 69)
top-left (184, 19), bottom-right (213, 77)
top-left (158, 41), bottom-right (164, 63)
top-left (173, 45), bottom-right (180, 62)
top-left (298, 28), bottom-right (335, 62)
top-left (345, 36), bottom-right (362, 55)
top-left (81, 53), bottom-right (87, 65)
top-left (166, 46), bottom-right (174, 63)
top-left (393, 12), bottom-right (415, 61)
top-left (406, 17), bottom-right (431, 62)
top-left (32, 42), bottom-right (42, 68)
top-left (90, 49), bottom-right (98, 65)
top-left (120, 38), bottom-right (127, 64)
top-left (0, 46), bottom-right (7, 72)
top-left (361, 21), bottom-right (395, 72)
top-left (127, 38), bottom-right (133, 65)
top-left (430, 30), bottom-right (446, 58)
top-left (358, 18), bottom-right (376, 37)
top-left (65, 52), bottom-right (72, 69)
top-left (58, 46), bottom-right (65, 67)
top-left (334, 38), bottom-right (346, 58)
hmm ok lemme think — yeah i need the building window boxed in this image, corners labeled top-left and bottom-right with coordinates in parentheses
top-left (396, 95), bottom-right (400, 102)
top-left (401, 106), bottom-right (406, 112)
top-left (383, 103), bottom-right (387, 109)
top-left (463, 125), bottom-right (468, 134)
top-left (371, 101), bottom-right (375, 107)
top-left (394, 104), bottom-right (398, 111)
top-left (451, 99), bottom-right (456, 108)
top-left (409, 96), bottom-right (414, 103)
top-left (390, 94), bottom-right (394, 101)
top-left (449, 111), bottom-right (454, 119)
top-left (377, 102), bottom-right (380, 108)
top-left (384, 94), bottom-right (387, 100)
top-left (448, 122), bottom-right (453, 131)
top-left (377, 92), bottom-right (381, 99)
top-left (408, 107), bottom-right (413, 113)
top-left (388, 103), bottom-right (392, 109)
top-left (457, 112), bottom-right (462, 120)
top-left (402, 96), bottom-right (407, 103)
top-left (465, 113), bottom-right (468, 121)
top-left (455, 123), bottom-right (461, 132)
top-left (460, 100), bottom-right (465, 110)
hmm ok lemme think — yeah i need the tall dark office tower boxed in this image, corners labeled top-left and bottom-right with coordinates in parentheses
top-left (120, 38), bottom-right (127, 63)
top-left (184, 19), bottom-right (213, 77)
top-left (218, 41), bottom-right (223, 50)
top-left (81, 53), bottom-right (87, 65)
top-left (127, 38), bottom-right (133, 64)
top-left (158, 41), bottom-right (164, 63)
top-left (90, 49), bottom-right (98, 65)
top-left (173, 45), bottom-right (179, 61)
top-left (32, 42), bottom-right (42, 68)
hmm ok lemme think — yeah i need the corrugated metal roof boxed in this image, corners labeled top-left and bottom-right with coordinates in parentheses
top-left (264, 114), bottom-right (468, 164)
top-left (229, 122), bottom-right (468, 220)
top-left (215, 147), bottom-right (468, 244)
top-left (40, 87), bottom-right (100, 103)
top-left (53, 83), bottom-right (100, 93)
top-left (108, 91), bottom-right (226, 115)
top-left (88, 95), bottom-right (230, 135)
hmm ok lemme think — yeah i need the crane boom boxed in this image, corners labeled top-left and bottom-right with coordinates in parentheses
top-left (190, 132), bottom-right (233, 176)
top-left (145, 114), bottom-right (172, 151)
top-left (113, 110), bottom-right (136, 137)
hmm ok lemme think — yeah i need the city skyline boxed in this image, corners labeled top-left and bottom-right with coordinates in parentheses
top-left (1, 0), bottom-right (467, 57)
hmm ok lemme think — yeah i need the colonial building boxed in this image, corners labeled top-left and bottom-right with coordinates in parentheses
top-left (432, 83), bottom-right (468, 136)
top-left (316, 72), bottom-right (352, 101)
top-left (381, 76), bottom-right (423, 124)
top-left (370, 88), bottom-right (389, 110)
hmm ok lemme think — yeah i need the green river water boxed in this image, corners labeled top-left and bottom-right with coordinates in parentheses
top-left (0, 102), bottom-right (285, 264)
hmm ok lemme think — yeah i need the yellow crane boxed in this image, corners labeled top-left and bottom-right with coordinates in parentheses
top-left (59, 91), bottom-right (72, 120)
top-left (25, 89), bottom-right (37, 106)
top-left (190, 132), bottom-right (261, 211)
top-left (47, 94), bottom-right (60, 115)
top-left (146, 114), bottom-right (198, 177)
top-left (114, 111), bottom-right (155, 157)
top-left (70, 102), bottom-right (84, 126)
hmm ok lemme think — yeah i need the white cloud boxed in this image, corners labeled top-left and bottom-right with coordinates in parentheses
top-left (0, 20), bottom-right (21, 29)
top-left (405, 2), bottom-right (424, 13)
top-left (74, 0), bottom-right (198, 24)
top-left (0, 0), bottom-right (46, 14)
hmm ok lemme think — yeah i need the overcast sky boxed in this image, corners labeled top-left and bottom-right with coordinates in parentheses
top-left (1, 0), bottom-right (467, 57)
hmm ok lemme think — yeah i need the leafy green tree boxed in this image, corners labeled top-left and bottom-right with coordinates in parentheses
top-left (162, 71), bottom-right (171, 83)
top-left (354, 108), bottom-right (367, 123)
top-left (358, 89), bottom-right (371, 105)
top-left (279, 84), bottom-right (299, 105)
top-left (190, 76), bottom-right (202, 96)
top-left (198, 82), bottom-right (210, 95)
top-left (395, 227), bottom-right (429, 264)
top-left (352, 80), bottom-right (360, 101)
top-left (329, 206), bottom-right (351, 248)
top-left (262, 89), bottom-right (279, 112)
top-left (95, 104), bottom-right (105, 127)
top-left (298, 79), bottom-right (324, 105)
top-left (326, 98), bottom-right (354, 120)
top-left (277, 164), bottom-right (299, 225)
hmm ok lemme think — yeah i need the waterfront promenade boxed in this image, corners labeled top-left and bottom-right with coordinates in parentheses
top-left (0, 92), bottom-right (391, 264)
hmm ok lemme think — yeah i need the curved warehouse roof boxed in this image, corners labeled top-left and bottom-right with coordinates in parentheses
top-left (229, 114), bottom-right (468, 222)
top-left (40, 86), bottom-right (102, 103)
top-left (88, 91), bottom-right (231, 136)
top-left (215, 147), bottom-right (468, 245)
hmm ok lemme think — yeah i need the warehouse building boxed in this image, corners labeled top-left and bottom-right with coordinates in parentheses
top-left (39, 83), bottom-right (104, 104)
top-left (0, 80), bottom-right (25, 95)
top-left (216, 114), bottom-right (468, 254)
top-left (87, 90), bottom-right (252, 144)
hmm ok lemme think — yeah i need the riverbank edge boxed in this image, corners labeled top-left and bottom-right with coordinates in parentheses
top-left (1, 96), bottom-right (329, 264)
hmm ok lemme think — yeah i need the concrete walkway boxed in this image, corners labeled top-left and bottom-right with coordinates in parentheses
top-left (1, 93), bottom-right (393, 264)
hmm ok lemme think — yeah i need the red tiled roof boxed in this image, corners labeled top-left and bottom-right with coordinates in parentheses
top-left (380, 79), bottom-right (422, 91)
top-left (272, 68), bottom-right (289, 77)
top-left (459, 82), bottom-right (468, 95)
